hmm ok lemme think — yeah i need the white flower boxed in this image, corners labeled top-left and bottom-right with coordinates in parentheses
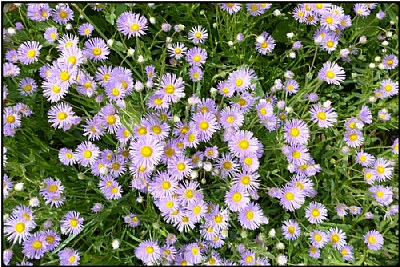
top-left (190, 170), bottom-right (198, 179)
top-left (378, 63), bottom-right (385, 69)
top-left (382, 40), bottom-right (389, 46)
top-left (227, 41), bottom-right (234, 46)
top-left (289, 52), bottom-right (296, 58)
top-left (137, 55), bottom-right (145, 63)
top-left (7, 28), bottom-right (16, 35)
top-left (149, 17), bottom-right (156, 24)
top-left (14, 182), bottom-right (24, 191)
top-left (374, 56), bottom-right (381, 62)
top-left (286, 32), bottom-right (294, 39)
top-left (369, 63), bottom-right (376, 69)
top-left (172, 115), bottom-right (180, 123)
top-left (29, 197), bottom-right (40, 207)
top-left (386, 31), bottom-right (393, 37)
top-left (273, 9), bottom-right (281, 16)
top-left (203, 162), bottom-right (213, 172)
top-left (268, 228), bottom-right (276, 237)
top-left (276, 254), bottom-right (288, 266)
top-left (369, 96), bottom-right (376, 102)
top-left (135, 81), bottom-right (144, 92)
top-left (359, 36), bottom-right (367, 43)
top-left (112, 239), bottom-right (120, 250)
top-left (276, 242), bottom-right (285, 250)
top-left (127, 48), bottom-right (135, 57)
top-left (323, 100), bottom-right (332, 108)
top-left (66, 23), bottom-right (72, 30)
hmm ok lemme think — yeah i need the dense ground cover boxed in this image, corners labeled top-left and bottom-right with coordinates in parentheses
top-left (2, 2), bottom-right (399, 266)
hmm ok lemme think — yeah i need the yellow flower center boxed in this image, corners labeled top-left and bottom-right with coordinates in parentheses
top-left (123, 129), bottom-right (130, 138)
top-left (292, 151), bottom-right (301, 158)
top-left (130, 23), bottom-right (140, 31)
top-left (245, 255), bottom-right (253, 263)
top-left (238, 139), bottom-right (249, 149)
top-left (316, 3), bottom-right (323, 9)
top-left (83, 150), bottom-right (92, 158)
top-left (145, 246), bottom-right (154, 254)
top-left (67, 56), bottom-right (77, 65)
top-left (238, 98), bottom-right (246, 106)
top-left (106, 115), bottom-right (116, 125)
top-left (177, 162), bottom-right (186, 171)
top-left (384, 85), bottom-right (392, 92)
top-left (287, 85), bottom-right (294, 91)
top-left (232, 192), bottom-right (242, 202)
top-left (154, 98), bottom-right (163, 105)
top-left (387, 59), bottom-right (393, 65)
top-left (111, 187), bottom-right (118, 194)
top-left (112, 162), bottom-right (120, 170)
top-left (48, 184), bottom-right (58, 192)
top-left (194, 32), bottom-right (202, 38)
top-left (193, 55), bottom-right (201, 62)
top-left (223, 161), bottom-right (232, 170)
top-left (246, 210), bottom-right (254, 220)
top-left (325, 17), bottom-right (333, 24)
top-left (15, 222), bottom-right (25, 233)
top-left (311, 208), bottom-right (320, 217)
top-left (70, 219), bottom-right (78, 227)
top-left (32, 240), bottom-right (43, 250)
top-left (222, 87), bottom-right (229, 94)
top-left (235, 78), bottom-right (243, 87)
top-left (326, 41), bottom-right (334, 48)
top-left (298, 11), bottom-right (304, 17)
top-left (174, 48), bottom-right (181, 54)
top-left (111, 88), bottom-right (120, 96)
top-left (6, 115), bottom-right (15, 123)
top-left (193, 205), bottom-right (201, 215)
top-left (241, 176), bottom-right (250, 185)
top-left (326, 70), bottom-right (335, 79)
top-left (184, 189), bottom-right (193, 199)
top-left (331, 234), bottom-right (339, 243)
top-left (59, 11), bottom-right (68, 19)
top-left (365, 172), bottom-right (372, 180)
top-left (349, 133), bottom-right (358, 142)
top-left (341, 248), bottom-right (348, 255)
top-left (368, 235), bottom-right (376, 244)
top-left (27, 49), bottom-right (36, 58)
top-left (45, 235), bottom-right (55, 244)
top-left (214, 214), bottom-right (222, 223)
top-left (152, 126), bottom-right (161, 134)
top-left (188, 133), bottom-right (196, 142)
top-left (140, 146), bottom-right (153, 158)
top-left (92, 48), bottom-right (101, 56)
top-left (52, 85), bottom-right (61, 93)
top-left (285, 192), bottom-right (294, 201)
top-left (244, 157), bottom-right (252, 166)
top-left (359, 155), bottom-right (367, 162)
top-left (259, 108), bottom-right (267, 115)
top-left (314, 234), bottom-right (322, 242)
top-left (199, 121), bottom-right (209, 130)
top-left (376, 191), bottom-right (384, 198)
top-left (60, 71), bottom-right (69, 81)
top-left (295, 181), bottom-right (304, 190)
top-left (192, 247), bottom-right (199, 255)
top-left (290, 127), bottom-right (300, 137)
top-left (66, 153), bottom-right (73, 159)
top-left (57, 112), bottom-right (68, 121)
top-left (137, 126), bottom-right (147, 135)
top-left (288, 226), bottom-right (295, 234)
top-left (251, 4), bottom-right (258, 11)
top-left (24, 84), bottom-right (33, 92)
top-left (165, 201), bottom-right (174, 208)
top-left (165, 84), bottom-right (175, 94)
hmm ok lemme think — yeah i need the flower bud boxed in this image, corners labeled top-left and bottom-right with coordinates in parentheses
top-left (268, 228), bottom-right (276, 237)
top-left (190, 170), bottom-right (198, 179)
top-left (15, 182), bottom-right (24, 191)
top-left (65, 23), bottom-right (72, 30)
top-left (149, 17), bottom-right (156, 24)
top-left (286, 32), bottom-right (294, 39)
top-left (112, 239), bottom-right (120, 250)
top-left (289, 52), bottom-right (296, 58)
top-left (203, 162), bottom-right (212, 172)
top-left (273, 9), bottom-right (281, 16)
top-left (137, 55), bottom-right (145, 63)
top-left (135, 81), bottom-right (144, 92)
top-left (127, 48), bottom-right (135, 57)
top-left (227, 41), bottom-right (233, 46)
top-left (276, 242), bottom-right (285, 250)
top-left (29, 197), bottom-right (40, 207)
top-left (172, 115), bottom-right (180, 123)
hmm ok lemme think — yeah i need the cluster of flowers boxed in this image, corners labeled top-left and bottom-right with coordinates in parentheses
top-left (2, 2), bottom-right (398, 266)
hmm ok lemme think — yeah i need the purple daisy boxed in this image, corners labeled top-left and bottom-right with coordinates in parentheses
top-left (116, 11), bottom-right (148, 38)
top-left (58, 247), bottom-right (80, 265)
top-left (43, 230), bottom-right (61, 252)
top-left (220, 105), bottom-right (244, 129)
top-left (189, 65), bottom-right (203, 82)
top-left (75, 141), bottom-right (100, 167)
top-left (83, 37), bottom-right (110, 62)
top-left (186, 47), bottom-right (208, 66)
top-left (60, 211), bottom-right (84, 236)
top-left (383, 54), bottom-right (398, 70)
top-left (328, 227), bottom-right (347, 249)
top-left (364, 230), bottom-right (384, 251)
top-left (305, 202), bottom-right (328, 224)
top-left (3, 62), bottom-right (20, 77)
top-left (17, 41), bottom-right (42, 65)
top-left (78, 22), bottom-right (94, 37)
top-left (369, 185), bottom-right (393, 206)
top-left (255, 31), bottom-right (275, 54)
top-left (227, 66), bottom-right (256, 92)
top-left (318, 61), bottom-right (345, 85)
top-left (52, 5), bottom-right (74, 25)
top-left (157, 73), bottom-right (185, 104)
top-left (358, 105), bottom-right (372, 124)
top-left (225, 185), bottom-right (250, 212)
top-left (48, 102), bottom-right (79, 130)
top-left (283, 119), bottom-right (310, 145)
top-left (216, 153), bottom-right (239, 178)
top-left (168, 155), bottom-right (193, 181)
top-left (228, 130), bottom-right (259, 158)
top-left (279, 184), bottom-right (305, 211)
top-left (355, 150), bottom-right (375, 167)
top-left (220, 3), bottom-right (242, 14)
top-left (129, 135), bottom-right (164, 169)
top-left (238, 202), bottom-right (266, 230)
top-left (135, 240), bottom-right (161, 265)
top-left (44, 27), bottom-right (58, 42)
top-left (344, 129), bottom-right (364, 147)
top-left (22, 231), bottom-right (47, 259)
top-left (191, 111), bottom-right (219, 142)
top-left (282, 219), bottom-right (301, 240)
top-left (309, 230), bottom-right (328, 248)
top-left (168, 42), bottom-right (187, 59)
top-left (188, 25), bottom-right (208, 44)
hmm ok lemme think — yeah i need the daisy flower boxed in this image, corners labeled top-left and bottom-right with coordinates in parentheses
top-left (364, 230), bottom-right (384, 251)
top-left (168, 42), bottom-right (187, 59)
top-left (186, 200), bottom-right (207, 223)
top-left (117, 11), bottom-right (148, 38)
top-left (380, 78), bottom-right (398, 98)
top-left (225, 185), bottom-right (250, 212)
top-left (238, 202), bottom-right (266, 230)
top-left (4, 215), bottom-right (35, 244)
top-left (344, 129), bottom-right (364, 147)
top-left (17, 41), bottom-right (42, 65)
top-left (58, 247), bottom-right (80, 265)
top-left (309, 230), bottom-right (328, 248)
top-left (42, 79), bottom-right (68, 102)
top-left (283, 79), bottom-right (299, 95)
top-left (255, 101), bottom-right (274, 120)
top-left (189, 65), bottom-right (203, 82)
top-left (328, 227), bottom-right (347, 249)
top-left (348, 206), bottom-right (362, 215)
top-left (44, 27), bottom-right (58, 42)
top-left (184, 243), bottom-right (203, 264)
top-left (84, 37), bottom-right (110, 62)
top-left (3, 174), bottom-right (13, 198)
top-left (220, 106), bottom-right (244, 129)
top-left (232, 171), bottom-right (260, 193)
top-left (60, 46), bottom-right (84, 68)
top-left (48, 102), bottom-right (79, 130)
top-left (217, 80), bottom-right (235, 97)
top-left (75, 141), bottom-right (100, 167)
top-left (232, 91), bottom-right (256, 113)
top-left (255, 31), bottom-right (275, 54)
top-left (392, 138), bottom-right (399, 154)
top-left (3, 62), bottom-right (20, 77)
top-left (340, 245), bottom-right (354, 261)
top-left (3, 107), bottom-right (21, 129)
top-left (168, 155), bottom-right (193, 180)
top-left (216, 153), bottom-right (239, 178)
top-left (22, 232), bottom-right (48, 259)
top-left (60, 211), bottom-right (84, 236)
top-left (3, 249), bottom-right (13, 265)
top-left (284, 119), bottom-right (310, 145)
top-left (157, 73), bottom-right (185, 104)
top-left (192, 111), bottom-right (219, 142)
top-left (279, 184), bottom-right (305, 211)
top-left (186, 47), bottom-right (208, 66)
top-left (289, 174), bottom-right (315, 196)
top-left (320, 11), bottom-right (341, 31)
top-left (305, 202), bottom-right (328, 224)
top-left (78, 22), bottom-right (94, 37)
top-left (247, 3), bottom-right (266, 16)
top-left (43, 229), bottom-right (61, 251)
top-left (227, 66), bottom-right (256, 92)
top-left (129, 135), bottom-right (164, 169)
top-left (56, 33), bottom-right (79, 51)
top-left (336, 203), bottom-right (348, 217)
top-left (220, 3), bottom-right (242, 14)
top-left (135, 240), bottom-right (161, 265)
top-left (382, 54), bottom-right (398, 70)
top-left (52, 5), bottom-right (74, 25)
top-left (318, 61), bottom-right (345, 85)
top-left (283, 144), bottom-right (312, 166)
top-left (358, 105), bottom-right (372, 124)
top-left (281, 219), bottom-right (301, 240)
top-left (355, 150), bottom-right (375, 167)
top-left (188, 25), bottom-right (208, 44)
top-left (309, 245), bottom-right (320, 259)
top-left (176, 180), bottom-right (203, 206)
top-left (368, 185), bottom-right (393, 206)
top-left (228, 130), bottom-right (259, 158)
top-left (363, 168), bottom-right (377, 184)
